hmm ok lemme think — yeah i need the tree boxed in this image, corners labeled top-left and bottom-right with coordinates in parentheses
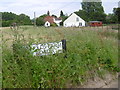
top-left (106, 14), bottom-right (117, 23)
top-left (2, 12), bottom-right (18, 27)
top-left (60, 16), bottom-right (68, 26)
top-left (81, 0), bottom-right (106, 22)
top-left (47, 11), bottom-right (50, 16)
top-left (17, 14), bottom-right (31, 25)
top-left (106, 7), bottom-right (120, 24)
top-left (36, 14), bottom-right (47, 26)
top-left (1, 12), bottom-right (32, 27)
top-left (113, 7), bottom-right (120, 23)
top-left (59, 10), bottom-right (68, 25)
top-left (2, 12), bottom-right (17, 21)
top-left (60, 10), bottom-right (65, 17)
top-left (52, 15), bottom-right (57, 18)
top-left (74, 10), bottom-right (88, 21)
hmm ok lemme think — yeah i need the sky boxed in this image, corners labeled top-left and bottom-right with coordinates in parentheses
top-left (0, 0), bottom-right (119, 19)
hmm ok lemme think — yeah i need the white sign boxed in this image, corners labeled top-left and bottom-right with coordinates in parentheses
top-left (31, 41), bottom-right (63, 56)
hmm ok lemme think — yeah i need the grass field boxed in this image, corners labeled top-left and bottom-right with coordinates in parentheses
top-left (1, 26), bottom-right (119, 88)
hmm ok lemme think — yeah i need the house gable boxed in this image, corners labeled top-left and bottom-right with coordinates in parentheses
top-left (44, 21), bottom-right (50, 27)
top-left (64, 13), bottom-right (85, 23)
top-left (63, 13), bottom-right (85, 27)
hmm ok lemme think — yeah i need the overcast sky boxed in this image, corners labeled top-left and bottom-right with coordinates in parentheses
top-left (0, 0), bottom-right (119, 19)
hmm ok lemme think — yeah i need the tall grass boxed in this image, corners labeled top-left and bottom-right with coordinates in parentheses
top-left (2, 26), bottom-right (119, 88)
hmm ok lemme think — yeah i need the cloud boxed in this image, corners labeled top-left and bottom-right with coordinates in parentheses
top-left (0, 1), bottom-right (80, 18)
top-left (0, 0), bottom-right (119, 19)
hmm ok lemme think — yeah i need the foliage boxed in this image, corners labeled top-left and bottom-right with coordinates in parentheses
top-left (1, 12), bottom-right (32, 27)
top-left (2, 12), bottom-right (17, 21)
top-left (106, 14), bottom-right (118, 24)
top-left (51, 15), bottom-right (57, 18)
top-left (17, 14), bottom-right (31, 25)
top-left (2, 26), bottom-right (119, 88)
top-left (81, 0), bottom-right (106, 22)
top-left (60, 16), bottom-right (68, 26)
top-left (74, 10), bottom-right (88, 21)
top-left (106, 8), bottom-right (120, 24)
top-left (47, 11), bottom-right (50, 16)
top-left (2, 12), bottom-right (17, 27)
top-left (59, 10), bottom-right (68, 26)
top-left (113, 8), bottom-right (120, 23)
top-left (36, 17), bottom-right (45, 26)
top-left (2, 20), bottom-right (13, 27)
top-left (113, 8), bottom-right (120, 16)
top-left (50, 23), bottom-right (58, 27)
top-left (36, 14), bottom-right (47, 26)
top-left (60, 10), bottom-right (64, 17)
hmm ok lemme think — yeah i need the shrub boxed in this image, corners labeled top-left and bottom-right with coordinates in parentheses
top-left (2, 26), bottom-right (119, 88)
top-left (51, 23), bottom-right (58, 27)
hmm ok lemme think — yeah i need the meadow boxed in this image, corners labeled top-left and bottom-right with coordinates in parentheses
top-left (2, 26), bottom-right (119, 88)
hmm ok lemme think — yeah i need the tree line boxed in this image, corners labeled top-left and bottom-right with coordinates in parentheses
top-left (1, 12), bottom-right (32, 27)
top-left (75, 0), bottom-right (119, 24)
top-left (1, 0), bottom-right (120, 27)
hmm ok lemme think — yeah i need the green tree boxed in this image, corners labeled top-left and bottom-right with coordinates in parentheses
top-left (113, 7), bottom-right (120, 23)
top-left (2, 12), bottom-right (18, 27)
top-left (74, 10), bottom-right (88, 21)
top-left (36, 14), bottom-right (47, 26)
top-left (17, 14), bottom-right (31, 25)
top-left (59, 10), bottom-right (68, 26)
top-left (1, 12), bottom-right (32, 27)
top-left (60, 16), bottom-right (68, 26)
top-left (81, 0), bottom-right (106, 22)
top-left (106, 14), bottom-right (116, 23)
top-left (52, 15), bottom-right (57, 18)
top-left (106, 7), bottom-right (120, 24)
top-left (47, 11), bottom-right (50, 16)
top-left (2, 12), bottom-right (17, 21)
top-left (60, 10), bottom-right (65, 17)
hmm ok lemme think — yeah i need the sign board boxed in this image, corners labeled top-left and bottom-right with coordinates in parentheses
top-left (31, 39), bottom-right (66, 56)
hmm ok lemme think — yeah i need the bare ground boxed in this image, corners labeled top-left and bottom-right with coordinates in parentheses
top-left (76, 73), bottom-right (118, 88)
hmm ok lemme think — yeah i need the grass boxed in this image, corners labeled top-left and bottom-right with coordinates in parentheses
top-left (2, 26), bottom-right (119, 88)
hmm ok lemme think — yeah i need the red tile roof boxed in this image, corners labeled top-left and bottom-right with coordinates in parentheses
top-left (44, 16), bottom-right (54, 24)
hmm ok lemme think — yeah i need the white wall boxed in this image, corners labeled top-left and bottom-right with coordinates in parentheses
top-left (63, 13), bottom-right (85, 27)
top-left (44, 21), bottom-right (50, 27)
top-left (53, 18), bottom-right (62, 26)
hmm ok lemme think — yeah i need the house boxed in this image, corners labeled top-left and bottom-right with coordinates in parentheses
top-left (63, 13), bottom-right (85, 27)
top-left (89, 21), bottom-right (102, 27)
top-left (54, 17), bottom-right (62, 26)
top-left (44, 21), bottom-right (50, 27)
top-left (44, 16), bottom-right (62, 27)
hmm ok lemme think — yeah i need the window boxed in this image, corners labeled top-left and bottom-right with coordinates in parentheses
top-left (79, 23), bottom-right (82, 26)
top-left (76, 17), bottom-right (79, 22)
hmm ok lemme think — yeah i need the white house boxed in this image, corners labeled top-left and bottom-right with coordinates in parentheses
top-left (44, 21), bottom-right (50, 27)
top-left (44, 16), bottom-right (62, 27)
top-left (63, 13), bottom-right (85, 27)
top-left (53, 18), bottom-right (62, 26)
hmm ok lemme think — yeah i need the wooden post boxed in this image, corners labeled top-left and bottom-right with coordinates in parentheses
top-left (61, 39), bottom-right (66, 52)
top-left (61, 39), bottom-right (67, 58)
